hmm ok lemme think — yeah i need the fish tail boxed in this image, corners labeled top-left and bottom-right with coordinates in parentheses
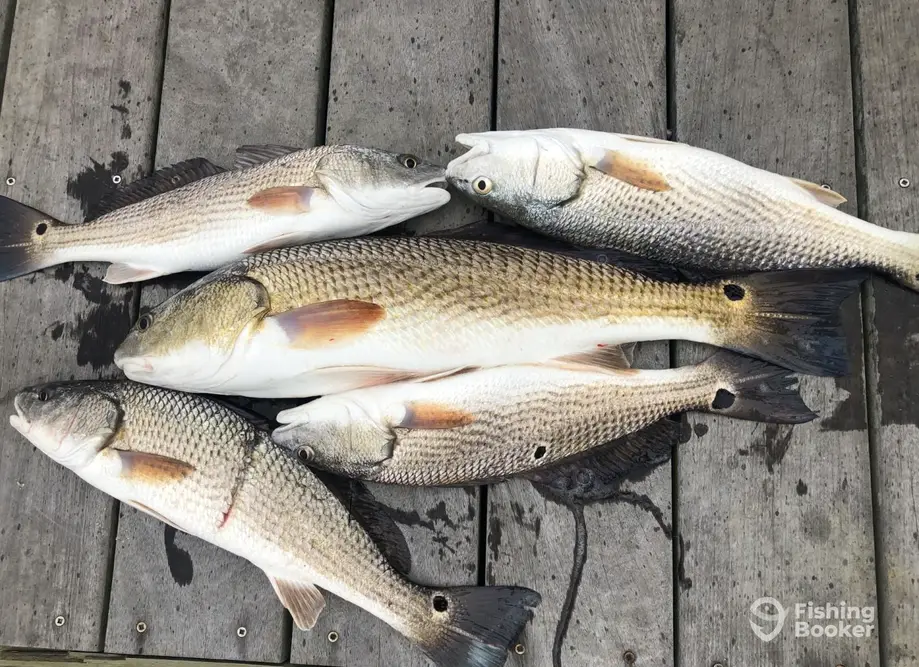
top-left (883, 227), bottom-right (919, 291)
top-left (0, 195), bottom-right (65, 281)
top-left (415, 585), bottom-right (541, 667)
top-left (699, 350), bottom-right (818, 423)
top-left (715, 268), bottom-right (866, 377)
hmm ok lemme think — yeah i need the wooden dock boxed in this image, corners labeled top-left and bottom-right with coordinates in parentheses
top-left (0, 0), bottom-right (915, 665)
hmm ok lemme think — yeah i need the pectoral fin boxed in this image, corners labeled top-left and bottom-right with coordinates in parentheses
top-left (399, 402), bottom-right (476, 429)
top-left (111, 449), bottom-right (195, 484)
top-left (104, 263), bottom-right (166, 284)
top-left (266, 574), bottom-right (326, 630)
top-left (585, 148), bottom-right (671, 192)
top-left (271, 299), bottom-right (386, 349)
top-left (789, 177), bottom-right (847, 207)
top-left (248, 186), bottom-right (315, 214)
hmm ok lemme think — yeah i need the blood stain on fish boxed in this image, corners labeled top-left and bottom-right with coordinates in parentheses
top-left (164, 525), bottom-right (194, 586)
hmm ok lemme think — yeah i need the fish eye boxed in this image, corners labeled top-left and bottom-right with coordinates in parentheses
top-left (399, 154), bottom-right (419, 169)
top-left (472, 177), bottom-right (493, 195)
top-left (297, 446), bottom-right (314, 462)
top-left (137, 313), bottom-right (153, 331)
top-left (37, 389), bottom-right (49, 402)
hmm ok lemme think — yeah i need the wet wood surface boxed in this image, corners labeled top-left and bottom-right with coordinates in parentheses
top-left (0, 0), bottom-right (915, 665)
top-left (104, 1), bottom-right (330, 661)
top-left (673, 0), bottom-right (879, 665)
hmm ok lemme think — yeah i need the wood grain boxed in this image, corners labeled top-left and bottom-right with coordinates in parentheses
top-left (105, 0), bottom-right (330, 661)
top-left (0, 0), bottom-right (166, 651)
top-left (490, 2), bottom-right (671, 665)
top-left (673, 0), bottom-right (880, 665)
top-left (289, 0), bottom-right (491, 664)
top-left (855, 1), bottom-right (919, 664)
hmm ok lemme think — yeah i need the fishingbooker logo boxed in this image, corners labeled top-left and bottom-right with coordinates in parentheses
top-left (749, 597), bottom-right (875, 642)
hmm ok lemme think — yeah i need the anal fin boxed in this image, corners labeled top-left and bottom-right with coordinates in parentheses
top-left (549, 344), bottom-right (635, 373)
top-left (123, 499), bottom-right (184, 532)
top-left (266, 573), bottom-right (326, 630)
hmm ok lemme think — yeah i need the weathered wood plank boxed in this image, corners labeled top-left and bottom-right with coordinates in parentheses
top-left (0, 0), bottom-right (166, 651)
top-left (289, 1), bottom-right (491, 664)
top-left (104, 1), bottom-right (330, 661)
top-left (490, 2), bottom-right (671, 665)
top-left (855, 1), bottom-right (919, 664)
top-left (673, 1), bottom-right (880, 665)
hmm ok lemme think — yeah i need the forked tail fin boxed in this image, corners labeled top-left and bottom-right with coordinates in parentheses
top-left (0, 195), bottom-right (64, 281)
top-left (417, 585), bottom-right (541, 667)
top-left (699, 350), bottom-right (818, 423)
top-left (714, 269), bottom-right (866, 377)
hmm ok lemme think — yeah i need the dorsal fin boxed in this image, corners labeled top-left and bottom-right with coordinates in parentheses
top-left (525, 418), bottom-right (685, 505)
top-left (235, 144), bottom-right (301, 170)
top-left (788, 177), bottom-right (847, 207)
top-left (313, 470), bottom-right (412, 574)
top-left (87, 158), bottom-right (226, 221)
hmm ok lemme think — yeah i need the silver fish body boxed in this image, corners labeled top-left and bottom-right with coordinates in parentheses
top-left (271, 351), bottom-right (816, 485)
top-left (9, 381), bottom-right (539, 667)
top-left (445, 128), bottom-right (919, 291)
top-left (0, 146), bottom-right (449, 283)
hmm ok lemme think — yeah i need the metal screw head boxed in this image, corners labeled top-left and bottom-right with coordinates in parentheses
top-left (327, 630), bottom-right (339, 643)
top-left (820, 183), bottom-right (831, 189)
top-left (899, 177), bottom-right (911, 188)
top-left (513, 643), bottom-right (526, 655)
top-left (53, 615), bottom-right (65, 627)
top-left (5, 177), bottom-right (14, 186)
top-left (712, 662), bottom-right (725, 667)
top-left (236, 626), bottom-right (247, 638)
top-left (623, 649), bottom-right (637, 664)
top-left (112, 174), bottom-right (122, 184)
top-left (135, 621), bottom-right (147, 633)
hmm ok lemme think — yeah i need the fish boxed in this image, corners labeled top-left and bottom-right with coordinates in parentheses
top-left (444, 128), bottom-right (919, 291)
top-left (8, 380), bottom-right (540, 667)
top-left (270, 350), bottom-right (816, 485)
top-left (112, 236), bottom-right (864, 397)
top-left (0, 145), bottom-right (449, 284)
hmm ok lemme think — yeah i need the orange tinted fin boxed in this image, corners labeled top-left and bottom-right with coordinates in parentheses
top-left (592, 150), bottom-right (671, 192)
top-left (114, 450), bottom-right (195, 484)
top-left (266, 574), bottom-right (326, 630)
top-left (271, 299), bottom-right (386, 349)
top-left (399, 402), bottom-right (476, 429)
top-left (789, 177), bottom-right (847, 207)
top-left (550, 344), bottom-right (635, 373)
top-left (248, 186), bottom-right (315, 214)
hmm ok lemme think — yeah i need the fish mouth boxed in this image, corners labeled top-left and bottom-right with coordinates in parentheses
top-left (116, 357), bottom-right (155, 376)
top-left (421, 175), bottom-right (449, 190)
top-left (9, 395), bottom-right (30, 435)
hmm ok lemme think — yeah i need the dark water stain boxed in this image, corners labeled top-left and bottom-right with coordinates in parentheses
top-left (75, 298), bottom-right (132, 370)
top-left (607, 490), bottom-right (672, 539)
top-left (509, 501), bottom-right (541, 539)
top-left (121, 124), bottom-right (132, 140)
top-left (873, 280), bottom-right (919, 427)
top-left (110, 104), bottom-right (128, 115)
top-left (750, 424), bottom-right (793, 473)
top-left (487, 514), bottom-right (502, 563)
top-left (796, 479), bottom-right (808, 496)
top-left (820, 376), bottom-right (869, 432)
top-left (550, 506), bottom-right (587, 667)
top-left (119, 79), bottom-right (131, 97)
top-left (66, 152), bottom-right (130, 219)
top-left (426, 500), bottom-right (456, 530)
top-left (677, 535), bottom-right (693, 590)
top-left (801, 508), bottom-right (831, 544)
top-left (693, 422), bottom-right (709, 438)
top-left (431, 533), bottom-right (456, 557)
top-left (45, 322), bottom-right (65, 340)
top-left (53, 264), bottom-right (74, 283)
top-left (163, 525), bottom-right (193, 586)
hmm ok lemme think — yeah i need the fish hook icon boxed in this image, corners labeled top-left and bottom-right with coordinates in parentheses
top-left (749, 597), bottom-right (788, 642)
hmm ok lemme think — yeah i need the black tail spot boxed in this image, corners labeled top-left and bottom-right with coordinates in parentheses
top-left (35, 222), bottom-right (48, 236)
top-left (712, 389), bottom-right (736, 409)
top-left (534, 445), bottom-right (547, 460)
top-left (432, 594), bottom-right (449, 612)
top-left (723, 284), bottom-right (745, 301)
